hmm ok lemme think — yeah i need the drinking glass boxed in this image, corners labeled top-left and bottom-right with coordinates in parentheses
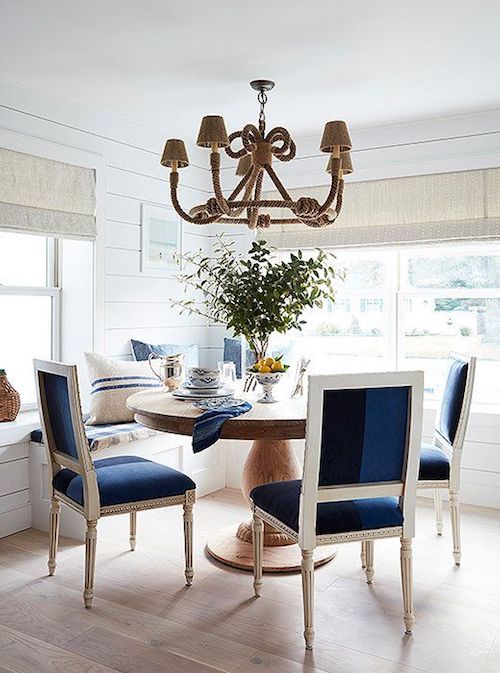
top-left (218, 361), bottom-right (237, 388)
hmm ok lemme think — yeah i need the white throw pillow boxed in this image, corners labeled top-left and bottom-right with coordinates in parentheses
top-left (84, 352), bottom-right (161, 425)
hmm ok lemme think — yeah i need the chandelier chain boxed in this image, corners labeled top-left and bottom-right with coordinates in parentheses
top-left (258, 91), bottom-right (267, 134)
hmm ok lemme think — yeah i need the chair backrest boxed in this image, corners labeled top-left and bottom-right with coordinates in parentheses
top-left (299, 371), bottom-right (424, 548)
top-left (435, 353), bottom-right (476, 452)
top-left (34, 359), bottom-right (99, 518)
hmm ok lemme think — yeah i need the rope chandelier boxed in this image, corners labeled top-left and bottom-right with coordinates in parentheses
top-left (161, 80), bottom-right (353, 230)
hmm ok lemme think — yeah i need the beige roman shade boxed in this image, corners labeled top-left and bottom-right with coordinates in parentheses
top-left (260, 168), bottom-right (500, 249)
top-left (0, 148), bottom-right (97, 240)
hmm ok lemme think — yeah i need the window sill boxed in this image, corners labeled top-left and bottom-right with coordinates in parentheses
top-left (0, 409), bottom-right (40, 447)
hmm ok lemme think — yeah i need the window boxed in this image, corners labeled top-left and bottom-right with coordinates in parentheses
top-left (0, 232), bottom-right (60, 408)
top-left (270, 244), bottom-right (500, 409)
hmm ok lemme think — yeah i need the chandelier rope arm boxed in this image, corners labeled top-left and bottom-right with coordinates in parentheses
top-left (317, 157), bottom-right (341, 216)
top-left (160, 80), bottom-right (353, 230)
top-left (227, 166), bottom-right (260, 218)
top-left (169, 172), bottom-right (219, 225)
top-left (248, 168), bottom-right (264, 229)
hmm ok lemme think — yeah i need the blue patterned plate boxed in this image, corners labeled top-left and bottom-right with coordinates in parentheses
top-left (193, 397), bottom-right (246, 410)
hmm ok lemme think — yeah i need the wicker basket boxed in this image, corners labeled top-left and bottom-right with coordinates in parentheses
top-left (0, 369), bottom-right (21, 422)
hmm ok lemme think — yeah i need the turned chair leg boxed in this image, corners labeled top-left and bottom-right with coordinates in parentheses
top-left (252, 512), bottom-right (263, 597)
top-left (449, 490), bottom-right (461, 566)
top-left (48, 497), bottom-right (60, 576)
top-left (400, 537), bottom-right (415, 635)
top-left (129, 511), bottom-right (137, 551)
top-left (183, 503), bottom-right (194, 586)
top-left (300, 548), bottom-right (315, 650)
top-left (434, 489), bottom-right (444, 536)
top-left (84, 520), bottom-right (98, 608)
top-left (360, 540), bottom-right (367, 569)
top-left (364, 540), bottom-right (374, 584)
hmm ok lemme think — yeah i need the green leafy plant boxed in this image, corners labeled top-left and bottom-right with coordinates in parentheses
top-left (172, 237), bottom-right (341, 362)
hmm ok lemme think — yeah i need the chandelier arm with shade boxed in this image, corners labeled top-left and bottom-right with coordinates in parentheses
top-left (161, 80), bottom-right (353, 230)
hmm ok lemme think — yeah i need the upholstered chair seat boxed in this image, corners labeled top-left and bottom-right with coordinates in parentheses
top-left (53, 456), bottom-right (196, 507)
top-left (251, 480), bottom-right (403, 535)
top-left (418, 444), bottom-right (450, 481)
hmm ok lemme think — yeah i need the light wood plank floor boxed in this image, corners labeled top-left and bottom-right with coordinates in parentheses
top-left (0, 489), bottom-right (499, 673)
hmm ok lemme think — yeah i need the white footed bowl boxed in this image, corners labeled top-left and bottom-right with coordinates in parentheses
top-left (255, 371), bottom-right (284, 403)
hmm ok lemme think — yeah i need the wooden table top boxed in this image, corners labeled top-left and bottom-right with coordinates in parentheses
top-left (127, 389), bottom-right (307, 440)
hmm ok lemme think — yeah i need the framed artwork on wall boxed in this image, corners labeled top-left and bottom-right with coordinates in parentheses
top-left (141, 204), bottom-right (181, 275)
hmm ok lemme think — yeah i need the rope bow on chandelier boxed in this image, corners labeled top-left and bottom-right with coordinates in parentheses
top-left (161, 80), bottom-right (353, 230)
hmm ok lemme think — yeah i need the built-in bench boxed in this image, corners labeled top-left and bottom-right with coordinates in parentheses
top-left (30, 419), bottom-right (193, 541)
top-left (30, 419), bottom-right (159, 453)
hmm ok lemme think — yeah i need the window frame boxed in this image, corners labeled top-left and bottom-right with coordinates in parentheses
top-left (0, 236), bottom-right (61, 410)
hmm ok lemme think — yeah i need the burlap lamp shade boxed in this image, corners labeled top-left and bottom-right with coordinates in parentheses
top-left (161, 139), bottom-right (189, 168)
top-left (196, 115), bottom-right (229, 148)
top-left (327, 151), bottom-right (354, 175)
top-left (236, 154), bottom-right (252, 176)
top-left (320, 121), bottom-right (352, 153)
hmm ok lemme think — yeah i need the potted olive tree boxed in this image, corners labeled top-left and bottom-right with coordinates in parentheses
top-left (172, 237), bottom-right (340, 368)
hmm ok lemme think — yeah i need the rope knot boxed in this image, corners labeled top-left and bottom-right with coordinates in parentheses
top-left (256, 213), bottom-right (271, 228)
top-left (293, 197), bottom-right (320, 218)
top-left (205, 198), bottom-right (222, 216)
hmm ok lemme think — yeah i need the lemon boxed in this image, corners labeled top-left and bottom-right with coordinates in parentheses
top-left (259, 365), bottom-right (272, 373)
top-left (271, 361), bottom-right (284, 372)
top-left (264, 357), bottom-right (275, 367)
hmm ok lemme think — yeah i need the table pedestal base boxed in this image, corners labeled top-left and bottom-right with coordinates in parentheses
top-left (206, 436), bottom-right (337, 572)
top-left (236, 519), bottom-right (296, 546)
top-left (207, 525), bottom-right (337, 573)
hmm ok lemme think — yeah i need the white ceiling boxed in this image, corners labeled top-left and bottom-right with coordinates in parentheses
top-left (1, 0), bottom-right (500, 142)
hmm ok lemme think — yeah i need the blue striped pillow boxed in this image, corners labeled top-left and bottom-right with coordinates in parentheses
top-left (84, 353), bottom-right (161, 425)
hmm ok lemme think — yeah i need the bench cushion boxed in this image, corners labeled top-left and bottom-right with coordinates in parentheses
top-left (419, 443), bottom-right (450, 481)
top-left (250, 479), bottom-right (403, 536)
top-left (31, 420), bottom-right (159, 452)
top-left (53, 455), bottom-right (195, 507)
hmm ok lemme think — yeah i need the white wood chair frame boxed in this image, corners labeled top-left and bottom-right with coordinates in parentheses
top-left (417, 352), bottom-right (476, 566)
top-left (251, 371), bottom-right (424, 650)
top-left (34, 359), bottom-right (195, 608)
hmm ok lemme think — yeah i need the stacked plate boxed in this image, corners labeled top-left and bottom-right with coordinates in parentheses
top-left (172, 381), bottom-right (235, 401)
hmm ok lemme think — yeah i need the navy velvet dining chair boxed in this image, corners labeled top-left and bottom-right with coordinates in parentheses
top-left (250, 371), bottom-right (424, 649)
top-left (34, 359), bottom-right (196, 608)
top-left (416, 353), bottom-right (476, 565)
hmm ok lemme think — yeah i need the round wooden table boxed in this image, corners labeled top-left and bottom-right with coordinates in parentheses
top-left (127, 389), bottom-right (336, 572)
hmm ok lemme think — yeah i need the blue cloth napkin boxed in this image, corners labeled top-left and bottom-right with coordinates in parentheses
top-left (192, 402), bottom-right (252, 453)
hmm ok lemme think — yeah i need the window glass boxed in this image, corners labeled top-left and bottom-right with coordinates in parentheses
top-left (404, 248), bottom-right (500, 289)
top-left (339, 257), bottom-right (386, 290)
top-left (272, 244), bottom-right (500, 409)
top-left (0, 295), bottom-right (53, 405)
top-left (400, 296), bottom-right (500, 405)
top-left (269, 252), bottom-right (390, 376)
top-left (0, 232), bottom-right (48, 286)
